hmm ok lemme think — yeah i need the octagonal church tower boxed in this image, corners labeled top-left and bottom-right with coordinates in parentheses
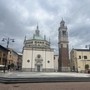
top-left (58, 19), bottom-right (70, 72)
top-left (22, 25), bottom-right (54, 72)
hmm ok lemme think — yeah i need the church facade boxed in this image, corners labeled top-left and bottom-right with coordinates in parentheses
top-left (22, 26), bottom-right (54, 72)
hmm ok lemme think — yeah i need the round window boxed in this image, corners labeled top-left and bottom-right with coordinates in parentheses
top-left (37, 54), bottom-right (41, 58)
top-left (47, 61), bottom-right (50, 63)
top-left (27, 60), bottom-right (30, 63)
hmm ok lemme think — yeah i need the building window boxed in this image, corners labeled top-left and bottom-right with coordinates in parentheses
top-left (47, 60), bottom-right (50, 63)
top-left (3, 53), bottom-right (6, 57)
top-left (10, 55), bottom-right (11, 58)
top-left (79, 56), bottom-right (81, 59)
top-left (0, 58), bottom-right (1, 64)
top-left (27, 60), bottom-right (30, 63)
top-left (84, 56), bottom-right (87, 59)
top-left (38, 44), bottom-right (40, 46)
top-left (54, 56), bottom-right (55, 60)
top-left (9, 51), bottom-right (11, 54)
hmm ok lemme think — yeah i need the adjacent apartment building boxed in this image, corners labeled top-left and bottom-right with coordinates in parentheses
top-left (70, 49), bottom-right (90, 72)
top-left (0, 45), bottom-right (8, 65)
top-left (7, 48), bottom-right (19, 69)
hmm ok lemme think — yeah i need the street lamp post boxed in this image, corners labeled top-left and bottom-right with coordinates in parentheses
top-left (2, 38), bottom-right (14, 48)
top-left (2, 37), bottom-right (14, 73)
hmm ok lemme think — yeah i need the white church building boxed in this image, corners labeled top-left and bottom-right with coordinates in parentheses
top-left (22, 25), bottom-right (55, 72)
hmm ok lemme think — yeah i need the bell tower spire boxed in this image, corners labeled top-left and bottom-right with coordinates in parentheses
top-left (60, 18), bottom-right (65, 27)
top-left (58, 19), bottom-right (70, 72)
top-left (37, 23), bottom-right (39, 30)
top-left (35, 23), bottom-right (40, 36)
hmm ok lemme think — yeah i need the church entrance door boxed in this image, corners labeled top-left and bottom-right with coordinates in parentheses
top-left (37, 65), bottom-right (40, 72)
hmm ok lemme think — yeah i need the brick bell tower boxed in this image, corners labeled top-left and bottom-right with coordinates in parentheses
top-left (58, 19), bottom-right (69, 72)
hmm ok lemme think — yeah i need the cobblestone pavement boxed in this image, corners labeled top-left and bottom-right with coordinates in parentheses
top-left (0, 82), bottom-right (90, 90)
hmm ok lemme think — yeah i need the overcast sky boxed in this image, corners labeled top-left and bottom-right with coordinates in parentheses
top-left (0, 0), bottom-right (90, 53)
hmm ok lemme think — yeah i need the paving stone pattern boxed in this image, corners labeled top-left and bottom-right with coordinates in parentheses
top-left (0, 82), bottom-right (90, 90)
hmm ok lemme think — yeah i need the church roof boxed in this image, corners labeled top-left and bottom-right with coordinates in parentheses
top-left (33, 35), bottom-right (44, 40)
top-left (74, 49), bottom-right (90, 51)
top-left (33, 25), bottom-right (44, 40)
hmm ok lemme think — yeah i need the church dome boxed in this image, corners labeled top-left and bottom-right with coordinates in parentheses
top-left (33, 35), bottom-right (43, 40)
top-left (33, 25), bottom-right (44, 40)
top-left (24, 24), bottom-right (52, 50)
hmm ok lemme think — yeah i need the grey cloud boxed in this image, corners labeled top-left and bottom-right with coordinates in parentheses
top-left (0, 0), bottom-right (90, 53)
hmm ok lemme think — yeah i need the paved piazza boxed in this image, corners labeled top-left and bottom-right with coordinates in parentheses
top-left (0, 72), bottom-right (90, 78)
top-left (0, 82), bottom-right (90, 90)
top-left (0, 72), bottom-right (90, 90)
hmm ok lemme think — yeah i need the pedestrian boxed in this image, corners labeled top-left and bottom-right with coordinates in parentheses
top-left (8, 64), bottom-right (10, 72)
